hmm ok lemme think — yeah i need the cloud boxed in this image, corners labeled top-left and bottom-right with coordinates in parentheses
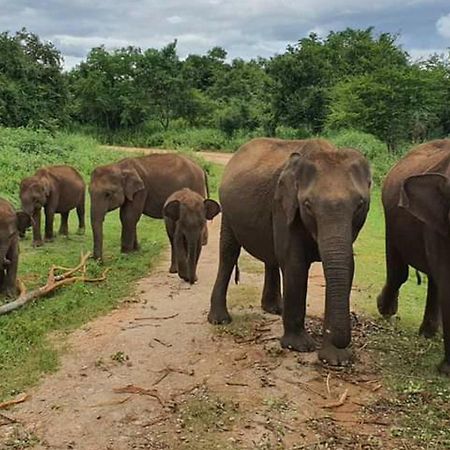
top-left (436, 13), bottom-right (450, 38)
top-left (0, 0), bottom-right (448, 68)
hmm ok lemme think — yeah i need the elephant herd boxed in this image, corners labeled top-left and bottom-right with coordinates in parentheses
top-left (1, 137), bottom-right (450, 375)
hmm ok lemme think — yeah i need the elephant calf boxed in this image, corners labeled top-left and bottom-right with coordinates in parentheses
top-left (19, 165), bottom-right (86, 246)
top-left (163, 188), bottom-right (220, 284)
top-left (208, 138), bottom-right (371, 366)
top-left (377, 139), bottom-right (450, 375)
top-left (0, 198), bottom-right (31, 297)
top-left (89, 153), bottom-right (208, 261)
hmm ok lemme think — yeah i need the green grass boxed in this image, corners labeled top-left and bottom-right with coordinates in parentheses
top-left (0, 127), bottom-right (219, 401)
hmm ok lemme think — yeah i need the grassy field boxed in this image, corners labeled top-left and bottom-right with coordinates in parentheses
top-left (0, 128), bottom-right (218, 401)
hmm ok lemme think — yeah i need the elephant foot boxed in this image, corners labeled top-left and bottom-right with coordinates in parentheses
top-left (377, 287), bottom-right (398, 317)
top-left (33, 239), bottom-right (44, 248)
top-left (121, 246), bottom-right (138, 254)
top-left (44, 237), bottom-right (54, 243)
top-left (4, 286), bottom-right (18, 299)
top-left (77, 227), bottom-right (85, 236)
top-left (169, 265), bottom-right (177, 274)
top-left (280, 330), bottom-right (316, 352)
top-left (318, 344), bottom-right (352, 366)
top-left (262, 298), bottom-right (282, 316)
top-left (208, 307), bottom-right (232, 325)
top-left (419, 321), bottom-right (439, 339)
top-left (438, 360), bottom-right (450, 376)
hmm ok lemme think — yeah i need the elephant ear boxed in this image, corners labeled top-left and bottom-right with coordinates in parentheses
top-left (399, 173), bottom-right (450, 237)
top-left (16, 211), bottom-right (32, 234)
top-left (122, 168), bottom-right (145, 201)
top-left (275, 152), bottom-right (304, 225)
top-left (204, 199), bottom-right (221, 220)
top-left (164, 200), bottom-right (181, 221)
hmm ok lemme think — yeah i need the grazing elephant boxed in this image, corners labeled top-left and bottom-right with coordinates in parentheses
top-left (0, 198), bottom-right (31, 297)
top-left (208, 138), bottom-right (371, 366)
top-left (19, 165), bottom-right (86, 246)
top-left (377, 139), bottom-right (450, 375)
top-left (89, 153), bottom-right (207, 261)
top-left (163, 188), bottom-right (221, 284)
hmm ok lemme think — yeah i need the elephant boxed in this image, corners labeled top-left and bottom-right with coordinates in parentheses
top-left (19, 165), bottom-right (86, 246)
top-left (377, 139), bottom-right (450, 375)
top-left (0, 198), bottom-right (31, 297)
top-left (208, 138), bottom-right (371, 366)
top-left (163, 188), bottom-right (221, 284)
top-left (89, 153), bottom-right (208, 261)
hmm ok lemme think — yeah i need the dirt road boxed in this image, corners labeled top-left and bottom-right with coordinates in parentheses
top-left (1, 151), bottom-right (394, 449)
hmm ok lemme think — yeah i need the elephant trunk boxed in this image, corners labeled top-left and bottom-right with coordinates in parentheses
top-left (318, 219), bottom-right (354, 349)
top-left (186, 237), bottom-right (200, 284)
top-left (91, 202), bottom-right (106, 261)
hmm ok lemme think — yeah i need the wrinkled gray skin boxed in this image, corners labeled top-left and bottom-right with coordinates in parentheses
top-left (208, 138), bottom-right (371, 366)
top-left (164, 188), bottom-right (221, 284)
top-left (377, 139), bottom-right (450, 375)
top-left (89, 153), bottom-right (207, 261)
top-left (0, 198), bottom-right (31, 297)
top-left (19, 165), bottom-right (86, 246)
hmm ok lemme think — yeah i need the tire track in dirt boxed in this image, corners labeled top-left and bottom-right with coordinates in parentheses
top-left (0, 151), bottom-right (397, 450)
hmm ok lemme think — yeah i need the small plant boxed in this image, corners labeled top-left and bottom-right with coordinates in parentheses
top-left (110, 351), bottom-right (129, 364)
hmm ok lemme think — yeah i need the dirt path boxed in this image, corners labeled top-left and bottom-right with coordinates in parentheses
top-left (1, 151), bottom-right (395, 449)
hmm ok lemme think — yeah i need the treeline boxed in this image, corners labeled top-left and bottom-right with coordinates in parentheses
top-left (0, 28), bottom-right (449, 151)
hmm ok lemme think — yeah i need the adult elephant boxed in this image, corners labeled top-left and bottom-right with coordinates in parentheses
top-left (377, 139), bottom-right (450, 375)
top-left (208, 138), bottom-right (371, 366)
top-left (90, 153), bottom-right (207, 261)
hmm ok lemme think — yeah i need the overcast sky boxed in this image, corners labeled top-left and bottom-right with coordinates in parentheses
top-left (0, 0), bottom-right (449, 69)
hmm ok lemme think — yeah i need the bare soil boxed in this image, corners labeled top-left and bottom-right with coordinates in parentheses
top-left (0, 152), bottom-right (399, 450)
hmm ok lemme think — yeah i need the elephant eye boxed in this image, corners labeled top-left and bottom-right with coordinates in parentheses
top-left (303, 200), bottom-right (312, 210)
top-left (356, 198), bottom-right (364, 211)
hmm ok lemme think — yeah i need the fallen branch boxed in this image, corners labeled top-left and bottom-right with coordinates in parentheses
top-left (322, 389), bottom-right (349, 409)
top-left (0, 252), bottom-right (108, 316)
top-left (113, 385), bottom-right (164, 406)
top-left (135, 313), bottom-right (179, 321)
top-left (277, 376), bottom-right (328, 400)
top-left (0, 393), bottom-right (29, 410)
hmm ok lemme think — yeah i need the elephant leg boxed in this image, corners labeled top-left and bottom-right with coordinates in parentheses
top-left (0, 268), bottom-right (5, 292)
top-left (76, 199), bottom-right (86, 235)
top-left (437, 277), bottom-right (450, 375)
top-left (4, 243), bottom-right (18, 298)
top-left (120, 203), bottom-right (141, 253)
top-left (261, 265), bottom-right (282, 315)
top-left (44, 206), bottom-right (55, 241)
top-left (32, 208), bottom-right (43, 247)
top-left (59, 212), bottom-right (69, 236)
top-left (175, 232), bottom-right (189, 282)
top-left (165, 220), bottom-right (177, 273)
top-left (208, 216), bottom-right (241, 325)
top-left (419, 276), bottom-right (440, 338)
top-left (201, 224), bottom-right (208, 246)
top-left (280, 258), bottom-right (315, 352)
top-left (377, 238), bottom-right (408, 317)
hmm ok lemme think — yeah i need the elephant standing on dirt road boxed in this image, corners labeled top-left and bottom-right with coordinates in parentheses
top-left (208, 138), bottom-right (371, 366)
top-left (163, 188), bottom-right (221, 284)
top-left (377, 139), bottom-right (450, 375)
top-left (0, 198), bottom-right (31, 297)
top-left (89, 153), bottom-right (208, 261)
top-left (19, 166), bottom-right (86, 246)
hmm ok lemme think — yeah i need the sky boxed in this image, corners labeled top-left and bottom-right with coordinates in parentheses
top-left (0, 0), bottom-right (449, 69)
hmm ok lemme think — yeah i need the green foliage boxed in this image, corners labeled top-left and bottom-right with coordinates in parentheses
top-left (0, 29), bottom-right (68, 129)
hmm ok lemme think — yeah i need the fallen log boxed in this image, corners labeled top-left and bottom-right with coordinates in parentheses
top-left (0, 252), bottom-right (108, 316)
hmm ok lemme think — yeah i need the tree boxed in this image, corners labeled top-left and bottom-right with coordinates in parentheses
top-left (0, 29), bottom-right (68, 128)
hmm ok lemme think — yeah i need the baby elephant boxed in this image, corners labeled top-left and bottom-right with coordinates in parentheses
top-left (163, 188), bottom-right (221, 284)
top-left (0, 198), bottom-right (31, 297)
top-left (19, 165), bottom-right (86, 246)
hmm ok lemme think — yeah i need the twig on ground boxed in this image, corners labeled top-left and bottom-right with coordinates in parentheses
top-left (0, 393), bottom-right (29, 409)
top-left (0, 412), bottom-right (18, 426)
top-left (153, 366), bottom-right (194, 385)
top-left (153, 338), bottom-right (172, 348)
top-left (326, 373), bottom-right (332, 398)
top-left (134, 313), bottom-right (179, 321)
top-left (277, 377), bottom-right (328, 400)
top-left (322, 389), bottom-right (349, 409)
top-left (226, 381), bottom-right (249, 387)
top-left (90, 396), bottom-right (132, 408)
top-left (113, 385), bottom-right (164, 406)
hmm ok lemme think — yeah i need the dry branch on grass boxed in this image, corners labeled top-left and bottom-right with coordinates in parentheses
top-left (0, 393), bottom-right (29, 410)
top-left (0, 252), bottom-right (108, 316)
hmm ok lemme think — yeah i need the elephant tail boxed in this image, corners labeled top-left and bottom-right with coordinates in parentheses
top-left (204, 170), bottom-right (210, 198)
top-left (416, 270), bottom-right (422, 285)
top-left (234, 262), bottom-right (240, 285)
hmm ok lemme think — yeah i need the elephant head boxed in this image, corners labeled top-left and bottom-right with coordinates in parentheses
top-left (164, 194), bottom-right (220, 284)
top-left (399, 172), bottom-right (450, 236)
top-left (89, 163), bottom-right (145, 260)
top-left (0, 209), bottom-right (30, 267)
top-left (19, 174), bottom-right (51, 216)
top-left (275, 145), bottom-right (371, 354)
